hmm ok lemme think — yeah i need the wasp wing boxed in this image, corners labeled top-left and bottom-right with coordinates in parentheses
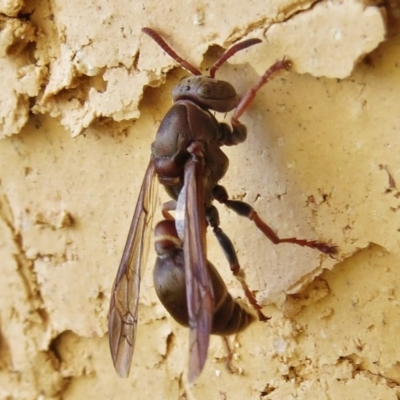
top-left (108, 160), bottom-right (157, 378)
top-left (178, 157), bottom-right (214, 382)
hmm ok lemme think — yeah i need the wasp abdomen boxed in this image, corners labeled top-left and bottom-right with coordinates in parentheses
top-left (153, 220), bottom-right (255, 335)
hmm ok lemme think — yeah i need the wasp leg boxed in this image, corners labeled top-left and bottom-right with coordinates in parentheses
top-left (212, 185), bottom-right (337, 257)
top-left (218, 61), bottom-right (291, 148)
top-left (206, 205), bottom-right (269, 322)
top-left (161, 200), bottom-right (177, 220)
top-left (221, 336), bottom-right (240, 375)
top-left (231, 59), bottom-right (291, 125)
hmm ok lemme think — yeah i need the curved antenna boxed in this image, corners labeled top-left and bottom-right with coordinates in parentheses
top-left (209, 38), bottom-right (261, 78)
top-left (142, 28), bottom-right (202, 76)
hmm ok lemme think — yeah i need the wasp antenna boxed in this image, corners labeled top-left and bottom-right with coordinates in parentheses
top-left (209, 38), bottom-right (261, 78)
top-left (142, 27), bottom-right (202, 76)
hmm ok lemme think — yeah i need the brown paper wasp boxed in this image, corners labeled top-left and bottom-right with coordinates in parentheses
top-left (108, 27), bottom-right (337, 383)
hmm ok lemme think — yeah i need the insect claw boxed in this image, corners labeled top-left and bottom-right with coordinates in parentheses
top-left (316, 243), bottom-right (338, 257)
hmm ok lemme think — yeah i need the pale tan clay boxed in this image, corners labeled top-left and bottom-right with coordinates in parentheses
top-left (1, 1), bottom-right (399, 399)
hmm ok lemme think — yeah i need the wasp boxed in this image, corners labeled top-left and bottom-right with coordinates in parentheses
top-left (108, 28), bottom-right (336, 383)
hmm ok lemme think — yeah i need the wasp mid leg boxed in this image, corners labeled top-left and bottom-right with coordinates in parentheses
top-left (212, 185), bottom-right (337, 256)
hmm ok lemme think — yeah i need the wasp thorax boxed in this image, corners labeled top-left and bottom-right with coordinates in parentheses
top-left (172, 76), bottom-right (239, 113)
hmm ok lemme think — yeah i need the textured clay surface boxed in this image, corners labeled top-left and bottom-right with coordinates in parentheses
top-left (1, 1), bottom-right (399, 399)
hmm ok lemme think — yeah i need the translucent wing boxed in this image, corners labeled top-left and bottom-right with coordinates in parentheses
top-left (178, 157), bottom-right (214, 382)
top-left (108, 161), bottom-right (157, 378)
